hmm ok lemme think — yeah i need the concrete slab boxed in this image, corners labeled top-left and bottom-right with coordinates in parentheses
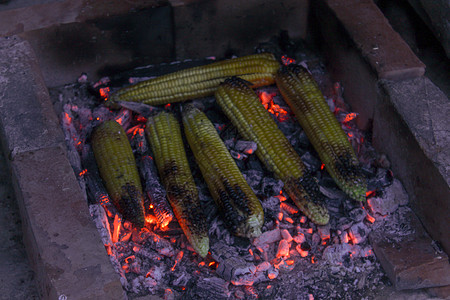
top-left (370, 208), bottom-right (450, 290)
top-left (10, 145), bottom-right (125, 299)
top-left (326, 0), bottom-right (425, 80)
top-left (0, 36), bottom-right (64, 157)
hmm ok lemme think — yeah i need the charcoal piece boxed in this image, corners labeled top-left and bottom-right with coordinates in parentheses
top-left (191, 277), bottom-right (231, 299)
top-left (253, 228), bottom-right (281, 247)
top-left (242, 170), bottom-right (263, 190)
top-left (117, 100), bottom-right (158, 118)
top-left (223, 139), bottom-right (235, 150)
top-left (348, 222), bottom-right (370, 244)
top-left (348, 207), bottom-right (366, 222)
top-left (301, 152), bottom-right (322, 171)
top-left (215, 256), bottom-right (257, 282)
top-left (261, 177), bottom-right (284, 195)
top-left (245, 157), bottom-right (265, 172)
top-left (230, 149), bottom-right (247, 160)
top-left (234, 140), bottom-right (257, 154)
top-left (367, 168), bottom-right (394, 190)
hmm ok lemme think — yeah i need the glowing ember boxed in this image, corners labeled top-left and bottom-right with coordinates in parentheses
top-left (366, 213), bottom-right (376, 223)
top-left (281, 55), bottom-right (296, 65)
top-left (112, 214), bottom-right (122, 244)
top-left (320, 163), bottom-right (325, 170)
top-left (296, 245), bottom-right (308, 257)
top-left (78, 169), bottom-right (88, 177)
top-left (164, 103), bottom-right (171, 109)
top-left (258, 91), bottom-right (289, 122)
top-left (342, 112), bottom-right (358, 123)
top-left (281, 202), bottom-right (298, 214)
top-left (171, 250), bottom-right (184, 271)
top-left (366, 190), bottom-right (376, 199)
top-left (99, 87), bottom-right (110, 100)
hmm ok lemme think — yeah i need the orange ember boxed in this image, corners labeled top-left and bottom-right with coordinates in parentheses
top-left (112, 214), bottom-right (121, 244)
top-left (366, 190), bottom-right (376, 198)
top-left (258, 91), bottom-right (289, 122)
top-left (99, 87), bottom-right (110, 100)
top-left (171, 250), bottom-right (184, 272)
top-left (342, 112), bottom-right (358, 123)
top-left (165, 103), bottom-right (171, 109)
top-left (281, 55), bottom-right (296, 65)
top-left (366, 213), bottom-right (376, 223)
top-left (78, 169), bottom-right (88, 177)
top-left (320, 163), bottom-right (325, 170)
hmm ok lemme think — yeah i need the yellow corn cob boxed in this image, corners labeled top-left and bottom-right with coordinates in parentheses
top-left (182, 104), bottom-right (264, 238)
top-left (215, 77), bottom-right (329, 225)
top-left (108, 53), bottom-right (280, 106)
top-left (275, 65), bottom-right (367, 201)
top-left (91, 120), bottom-right (145, 228)
top-left (146, 111), bottom-right (209, 257)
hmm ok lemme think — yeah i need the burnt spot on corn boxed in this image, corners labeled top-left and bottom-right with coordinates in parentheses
top-left (334, 153), bottom-right (364, 179)
top-left (118, 183), bottom-right (145, 228)
top-left (163, 161), bottom-right (178, 177)
top-left (218, 189), bottom-right (241, 233)
top-left (298, 171), bottom-right (324, 205)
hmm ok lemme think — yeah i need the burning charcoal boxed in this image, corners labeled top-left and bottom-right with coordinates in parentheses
top-left (192, 277), bottom-right (231, 299)
top-left (261, 177), bottom-right (284, 195)
top-left (234, 140), bottom-right (258, 155)
top-left (293, 233), bottom-right (306, 244)
top-left (92, 106), bottom-right (114, 124)
top-left (348, 207), bottom-right (366, 222)
top-left (215, 256), bottom-right (257, 283)
top-left (253, 228), bottom-right (281, 248)
top-left (348, 222), bottom-right (370, 244)
top-left (114, 108), bottom-right (132, 130)
top-left (318, 225), bottom-right (331, 241)
top-left (280, 229), bottom-right (293, 242)
top-left (138, 155), bottom-right (174, 228)
top-left (230, 149), bottom-right (248, 160)
top-left (276, 239), bottom-right (290, 258)
top-left (242, 170), bottom-right (263, 190)
top-left (367, 179), bottom-right (408, 216)
top-left (301, 152), bottom-right (322, 171)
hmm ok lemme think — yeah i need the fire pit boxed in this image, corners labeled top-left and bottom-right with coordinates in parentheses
top-left (0, 0), bottom-right (448, 299)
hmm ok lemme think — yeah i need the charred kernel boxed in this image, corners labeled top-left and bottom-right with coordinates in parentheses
top-left (275, 65), bottom-right (367, 202)
top-left (216, 79), bottom-right (329, 225)
top-left (182, 104), bottom-right (264, 238)
top-left (146, 111), bottom-right (209, 257)
top-left (92, 121), bottom-right (145, 228)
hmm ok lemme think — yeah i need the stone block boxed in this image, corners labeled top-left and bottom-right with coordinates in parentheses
top-left (10, 146), bottom-right (125, 299)
top-left (325, 0), bottom-right (425, 80)
top-left (0, 36), bottom-right (64, 157)
top-left (370, 208), bottom-right (450, 290)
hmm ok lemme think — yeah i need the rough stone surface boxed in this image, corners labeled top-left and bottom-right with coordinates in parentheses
top-left (10, 146), bottom-right (125, 299)
top-left (0, 36), bottom-right (64, 156)
top-left (370, 209), bottom-right (450, 290)
top-left (0, 146), bottom-right (39, 299)
top-left (380, 77), bottom-right (450, 187)
top-left (326, 0), bottom-right (425, 80)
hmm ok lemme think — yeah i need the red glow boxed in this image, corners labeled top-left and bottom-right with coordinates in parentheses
top-left (249, 249), bottom-right (254, 256)
top-left (285, 217), bottom-right (294, 224)
top-left (320, 163), bottom-right (325, 170)
top-left (281, 202), bottom-right (298, 214)
top-left (198, 261), bottom-right (206, 267)
top-left (79, 169), bottom-right (87, 177)
top-left (245, 148), bottom-right (254, 154)
top-left (112, 214), bottom-right (121, 244)
top-left (277, 212), bottom-right (284, 221)
top-left (268, 272), bottom-right (277, 280)
top-left (342, 112), bottom-right (358, 123)
top-left (258, 91), bottom-right (289, 122)
top-left (99, 87), bottom-right (110, 100)
top-left (366, 213), bottom-right (376, 223)
top-left (286, 259), bottom-right (295, 266)
top-left (299, 216), bottom-right (307, 224)
top-left (125, 255), bottom-right (135, 264)
top-left (311, 255), bottom-right (317, 264)
top-left (171, 250), bottom-right (184, 271)
top-left (281, 55), bottom-right (296, 66)
top-left (341, 232), bottom-right (349, 244)
top-left (296, 245), bottom-right (308, 257)
top-left (145, 214), bottom-right (158, 225)
top-left (366, 190), bottom-right (376, 198)
top-left (165, 103), bottom-right (171, 109)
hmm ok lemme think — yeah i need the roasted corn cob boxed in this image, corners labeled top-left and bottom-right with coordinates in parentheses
top-left (215, 77), bottom-right (329, 225)
top-left (275, 65), bottom-right (367, 201)
top-left (146, 111), bottom-right (209, 257)
top-left (108, 53), bottom-right (280, 106)
top-left (91, 120), bottom-right (145, 228)
top-left (182, 104), bottom-right (264, 238)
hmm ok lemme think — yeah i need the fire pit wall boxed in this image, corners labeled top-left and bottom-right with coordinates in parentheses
top-left (0, 0), bottom-right (448, 298)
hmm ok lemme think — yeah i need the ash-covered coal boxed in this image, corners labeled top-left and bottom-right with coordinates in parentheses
top-left (50, 51), bottom-right (414, 299)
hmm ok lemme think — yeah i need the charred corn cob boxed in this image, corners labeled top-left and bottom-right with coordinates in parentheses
top-left (146, 111), bottom-right (209, 257)
top-left (108, 53), bottom-right (280, 106)
top-left (182, 104), bottom-right (264, 238)
top-left (215, 77), bottom-right (329, 225)
top-left (91, 120), bottom-right (145, 228)
top-left (275, 65), bottom-right (367, 201)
